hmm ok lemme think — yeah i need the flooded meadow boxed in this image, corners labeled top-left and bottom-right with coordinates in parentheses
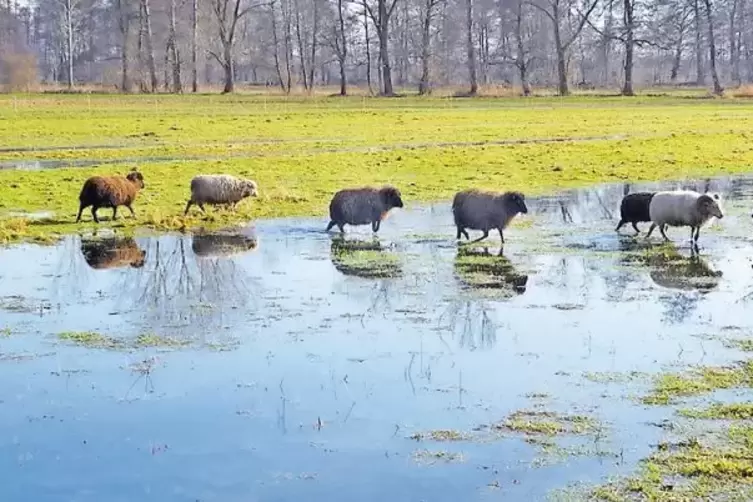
top-left (2, 176), bottom-right (753, 501)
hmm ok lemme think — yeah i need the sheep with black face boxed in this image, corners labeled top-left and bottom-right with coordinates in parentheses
top-left (452, 189), bottom-right (528, 243)
top-left (325, 185), bottom-right (404, 233)
top-left (645, 190), bottom-right (724, 245)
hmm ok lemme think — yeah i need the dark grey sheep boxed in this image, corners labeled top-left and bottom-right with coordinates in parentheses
top-left (325, 185), bottom-right (404, 233)
top-left (615, 192), bottom-right (655, 233)
top-left (452, 189), bottom-right (528, 243)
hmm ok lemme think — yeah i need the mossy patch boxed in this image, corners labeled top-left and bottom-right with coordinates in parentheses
top-left (409, 429), bottom-right (472, 442)
top-left (680, 403), bottom-right (753, 420)
top-left (499, 410), bottom-right (601, 436)
top-left (329, 238), bottom-right (401, 278)
top-left (411, 449), bottom-right (465, 465)
top-left (642, 361), bottom-right (753, 405)
top-left (57, 330), bottom-right (199, 351)
top-left (57, 331), bottom-right (124, 349)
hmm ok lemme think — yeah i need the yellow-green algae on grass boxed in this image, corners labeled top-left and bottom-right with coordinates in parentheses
top-left (589, 429), bottom-right (753, 501)
top-left (642, 361), bottom-right (753, 405)
top-left (680, 403), bottom-right (753, 420)
top-left (58, 330), bottom-right (190, 350)
top-left (4, 95), bottom-right (753, 244)
top-left (500, 409), bottom-right (602, 436)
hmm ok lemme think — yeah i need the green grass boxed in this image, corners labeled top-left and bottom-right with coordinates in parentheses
top-left (58, 330), bottom-right (190, 350)
top-left (4, 93), bottom-right (753, 243)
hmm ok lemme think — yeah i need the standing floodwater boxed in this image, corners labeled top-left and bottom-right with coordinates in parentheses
top-left (1, 176), bottom-right (753, 501)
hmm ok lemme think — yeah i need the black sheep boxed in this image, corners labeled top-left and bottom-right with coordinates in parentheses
top-left (615, 192), bottom-right (655, 234)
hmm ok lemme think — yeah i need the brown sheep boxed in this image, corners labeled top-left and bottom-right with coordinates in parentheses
top-left (76, 170), bottom-right (145, 224)
top-left (80, 237), bottom-right (146, 269)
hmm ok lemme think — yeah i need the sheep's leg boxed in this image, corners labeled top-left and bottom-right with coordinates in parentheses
top-left (456, 226), bottom-right (463, 240)
top-left (632, 222), bottom-right (641, 234)
top-left (615, 219), bottom-right (625, 232)
top-left (112, 206), bottom-right (118, 220)
top-left (337, 223), bottom-right (345, 233)
top-left (127, 204), bottom-right (136, 218)
top-left (470, 230), bottom-right (490, 244)
top-left (198, 203), bottom-right (206, 213)
top-left (372, 220), bottom-right (381, 233)
top-left (645, 223), bottom-right (657, 239)
top-left (693, 226), bottom-right (701, 243)
top-left (184, 200), bottom-right (193, 216)
top-left (497, 228), bottom-right (505, 243)
top-left (659, 225), bottom-right (670, 241)
top-left (326, 220), bottom-right (337, 232)
top-left (91, 207), bottom-right (100, 224)
top-left (76, 204), bottom-right (85, 223)
top-left (462, 229), bottom-right (470, 240)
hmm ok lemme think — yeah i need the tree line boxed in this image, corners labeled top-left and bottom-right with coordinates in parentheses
top-left (0, 0), bottom-right (749, 95)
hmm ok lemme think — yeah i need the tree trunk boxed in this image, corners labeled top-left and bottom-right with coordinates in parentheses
top-left (169, 0), bottom-right (182, 93)
top-left (418, 0), bottom-right (434, 95)
top-left (465, 0), bottom-right (477, 95)
top-left (364, 7), bottom-right (373, 94)
top-left (271, 1), bottom-right (287, 92)
top-left (336, 0), bottom-right (347, 95)
top-left (670, 33), bottom-right (683, 82)
top-left (141, 0), bottom-right (158, 92)
top-left (621, 0), bottom-right (634, 96)
top-left (730, 0), bottom-right (740, 84)
top-left (513, 0), bottom-right (530, 96)
top-left (222, 43), bottom-right (234, 93)
top-left (693, 0), bottom-right (705, 85)
top-left (308, 0), bottom-right (318, 91)
top-left (554, 23), bottom-right (568, 96)
top-left (293, 0), bottom-right (308, 90)
top-left (192, 0), bottom-right (198, 92)
top-left (703, 0), bottom-right (723, 95)
top-left (283, 0), bottom-right (293, 93)
top-left (65, 0), bottom-right (74, 88)
top-left (117, 0), bottom-right (130, 92)
top-left (377, 0), bottom-right (394, 96)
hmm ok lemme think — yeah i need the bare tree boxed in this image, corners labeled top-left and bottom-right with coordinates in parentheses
top-left (418, 0), bottom-right (442, 94)
top-left (528, 0), bottom-right (600, 95)
top-left (330, 0), bottom-right (349, 95)
top-left (692, 0), bottom-right (705, 84)
top-left (702, 0), bottom-right (723, 93)
top-left (117, 0), bottom-right (131, 91)
top-left (192, 0), bottom-right (198, 92)
top-left (210, 0), bottom-right (260, 92)
top-left (363, 0), bottom-right (400, 95)
top-left (167, 0), bottom-right (182, 92)
top-left (139, 0), bottom-right (158, 91)
top-left (465, 0), bottom-right (478, 94)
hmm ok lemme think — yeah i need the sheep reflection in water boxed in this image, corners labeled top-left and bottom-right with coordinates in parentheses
top-left (191, 232), bottom-right (258, 258)
top-left (623, 243), bottom-right (722, 293)
top-left (329, 236), bottom-right (402, 279)
top-left (80, 237), bottom-right (146, 270)
top-left (453, 245), bottom-right (529, 295)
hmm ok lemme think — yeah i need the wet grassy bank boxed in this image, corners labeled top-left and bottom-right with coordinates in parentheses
top-left (2, 93), bottom-right (753, 244)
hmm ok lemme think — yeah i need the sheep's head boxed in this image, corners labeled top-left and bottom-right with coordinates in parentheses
top-left (242, 180), bottom-right (258, 198)
top-left (698, 193), bottom-right (724, 219)
top-left (126, 171), bottom-right (145, 189)
top-left (380, 185), bottom-right (404, 209)
top-left (504, 191), bottom-right (528, 215)
top-left (130, 250), bottom-right (147, 269)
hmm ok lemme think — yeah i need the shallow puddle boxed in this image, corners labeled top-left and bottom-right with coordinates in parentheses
top-left (2, 175), bottom-right (753, 501)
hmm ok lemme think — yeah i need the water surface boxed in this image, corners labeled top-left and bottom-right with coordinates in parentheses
top-left (2, 176), bottom-right (753, 501)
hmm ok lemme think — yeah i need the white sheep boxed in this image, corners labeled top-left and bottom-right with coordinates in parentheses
top-left (184, 174), bottom-right (258, 215)
top-left (645, 190), bottom-right (724, 244)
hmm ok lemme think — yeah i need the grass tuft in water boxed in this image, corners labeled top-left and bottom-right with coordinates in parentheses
top-left (642, 361), bottom-right (753, 405)
top-left (409, 430), bottom-right (472, 442)
top-left (680, 403), bottom-right (753, 420)
top-left (57, 331), bottom-right (124, 349)
top-left (134, 333), bottom-right (189, 348)
top-left (498, 409), bottom-right (601, 436)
